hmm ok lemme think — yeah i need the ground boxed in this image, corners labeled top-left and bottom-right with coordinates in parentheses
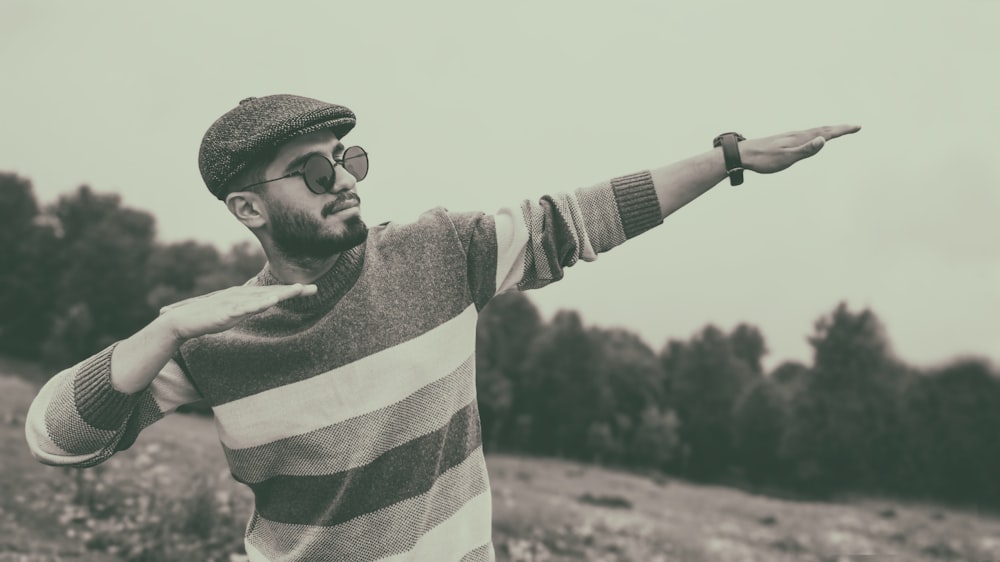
top-left (2, 362), bottom-right (999, 562)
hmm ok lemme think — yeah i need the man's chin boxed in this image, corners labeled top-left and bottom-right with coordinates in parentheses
top-left (332, 218), bottom-right (369, 252)
top-left (340, 225), bottom-right (368, 251)
top-left (273, 222), bottom-right (368, 260)
top-left (339, 215), bottom-right (368, 242)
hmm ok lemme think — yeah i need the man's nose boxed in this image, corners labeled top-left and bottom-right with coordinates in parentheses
top-left (329, 163), bottom-right (357, 193)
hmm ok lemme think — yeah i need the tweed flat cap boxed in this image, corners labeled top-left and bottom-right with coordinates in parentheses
top-left (199, 94), bottom-right (356, 200)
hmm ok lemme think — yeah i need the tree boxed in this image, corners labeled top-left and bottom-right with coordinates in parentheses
top-left (222, 241), bottom-right (268, 281)
top-left (589, 327), bottom-right (665, 420)
top-left (583, 326), bottom-right (674, 465)
top-left (39, 303), bottom-right (97, 368)
top-left (474, 367), bottom-right (513, 452)
top-left (145, 240), bottom-right (223, 311)
top-left (729, 323), bottom-right (768, 375)
top-left (586, 421), bottom-right (621, 464)
top-left (0, 173), bottom-right (59, 357)
top-left (732, 378), bottom-right (790, 485)
top-left (627, 407), bottom-right (681, 470)
top-left (519, 310), bottom-right (598, 457)
top-left (41, 186), bottom-right (157, 365)
top-left (658, 338), bottom-right (687, 409)
top-left (780, 303), bottom-right (907, 495)
top-left (666, 325), bottom-right (757, 479)
top-left (190, 241), bottom-right (268, 295)
top-left (770, 360), bottom-right (809, 388)
top-left (475, 291), bottom-right (543, 451)
top-left (900, 358), bottom-right (1000, 505)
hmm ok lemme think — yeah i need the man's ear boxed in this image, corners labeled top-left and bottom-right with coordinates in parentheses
top-left (225, 191), bottom-right (267, 229)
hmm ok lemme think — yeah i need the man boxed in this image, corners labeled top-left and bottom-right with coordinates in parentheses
top-left (26, 94), bottom-right (860, 561)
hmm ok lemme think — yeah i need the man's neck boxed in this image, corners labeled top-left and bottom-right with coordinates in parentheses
top-left (266, 251), bottom-right (342, 284)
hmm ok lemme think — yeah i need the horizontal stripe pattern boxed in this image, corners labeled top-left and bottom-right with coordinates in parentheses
top-left (493, 206), bottom-right (531, 294)
top-left (445, 210), bottom-right (499, 311)
top-left (575, 181), bottom-right (628, 253)
top-left (114, 392), bottom-right (164, 451)
top-left (516, 198), bottom-right (561, 291)
top-left (26, 186), bottom-right (662, 557)
top-left (460, 544), bottom-right (495, 562)
top-left (212, 303), bottom-right (478, 449)
top-left (249, 399), bottom-right (482, 526)
top-left (225, 354), bottom-right (476, 483)
top-left (380, 490), bottom-right (493, 562)
top-left (247, 447), bottom-right (492, 562)
top-left (29, 352), bottom-right (192, 467)
top-left (26, 370), bottom-right (100, 465)
top-left (72, 344), bottom-right (131, 430)
top-left (244, 541), bottom-right (268, 562)
top-left (115, 359), bottom-right (202, 451)
top-left (44, 370), bottom-right (118, 455)
top-left (148, 359), bottom-right (203, 413)
top-left (181, 214), bottom-right (477, 405)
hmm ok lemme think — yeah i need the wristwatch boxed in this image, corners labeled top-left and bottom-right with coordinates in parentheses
top-left (712, 132), bottom-right (746, 186)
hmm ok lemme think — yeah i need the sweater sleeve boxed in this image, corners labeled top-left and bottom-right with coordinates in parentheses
top-left (24, 343), bottom-right (202, 468)
top-left (449, 170), bottom-right (662, 310)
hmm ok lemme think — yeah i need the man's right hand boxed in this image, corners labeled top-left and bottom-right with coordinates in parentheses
top-left (107, 283), bottom-right (317, 394)
top-left (157, 283), bottom-right (318, 342)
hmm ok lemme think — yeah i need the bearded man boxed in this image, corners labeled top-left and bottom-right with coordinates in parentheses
top-left (27, 94), bottom-right (860, 561)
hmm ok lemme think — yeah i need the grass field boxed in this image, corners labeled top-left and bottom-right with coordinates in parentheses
top-left (3, 363), bottom-right (1000, 562)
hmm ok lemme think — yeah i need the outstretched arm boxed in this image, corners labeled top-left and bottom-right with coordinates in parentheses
top-left (25, 282), bottom-right (317, 467)
top-left (652, 125), bottom-right (862, 219)
top-left (449, 124), bottom-right (863, 300)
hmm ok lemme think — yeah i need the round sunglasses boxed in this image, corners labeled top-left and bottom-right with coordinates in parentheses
top-left (240, 146), bottom-right (368, 195)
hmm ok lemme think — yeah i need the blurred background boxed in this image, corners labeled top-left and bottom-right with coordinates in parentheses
top-left (1, 1), bottom-right (999, 561)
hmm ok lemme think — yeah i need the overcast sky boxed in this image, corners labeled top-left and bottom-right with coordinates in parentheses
top-left (2, 0), bottom-right (997, 371)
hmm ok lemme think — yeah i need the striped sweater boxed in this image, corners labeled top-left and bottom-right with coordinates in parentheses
top-left (25, 171), bottom-right (662, 561)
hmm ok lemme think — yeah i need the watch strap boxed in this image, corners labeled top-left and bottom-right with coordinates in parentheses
top-left (713, 132), bottom-right (746, 186)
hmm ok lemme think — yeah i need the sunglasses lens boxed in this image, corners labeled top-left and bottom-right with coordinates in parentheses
top-left (343, 146), bottom-right (368, 181)
top-left (303, 155), bottom-right (335, 194)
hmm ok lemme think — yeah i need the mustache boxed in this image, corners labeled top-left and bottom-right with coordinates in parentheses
top-left (322, 193), bottom-right (361, 217)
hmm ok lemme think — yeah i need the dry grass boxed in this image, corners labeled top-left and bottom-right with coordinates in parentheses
top-left (0, 371), bottom-right (248, 561)
top-left (2, 368), bottom-right (1000, 561)
top-left (488, 454), bottom-right (1000, 561)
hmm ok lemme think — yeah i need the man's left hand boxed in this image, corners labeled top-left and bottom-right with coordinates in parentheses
top-left (741, 124), bottom-right (862, 175)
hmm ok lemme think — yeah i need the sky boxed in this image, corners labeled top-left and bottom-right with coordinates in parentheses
top-left (2, 0), bottom-right (998, 372)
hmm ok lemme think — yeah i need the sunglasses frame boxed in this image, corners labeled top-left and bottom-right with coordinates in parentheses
top-left (234, 145), bottom-right (368, 195)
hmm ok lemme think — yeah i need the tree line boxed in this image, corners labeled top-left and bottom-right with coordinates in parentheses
top-left (476, 281), bottom-right (1000, 511)
top-left (0, 173), bottom-right (265, 366)
top-left (3, 172), bottom-right (999, 509)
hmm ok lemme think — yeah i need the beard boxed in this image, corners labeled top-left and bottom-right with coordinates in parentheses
top-left (269, 195), bottom-right (369, 260)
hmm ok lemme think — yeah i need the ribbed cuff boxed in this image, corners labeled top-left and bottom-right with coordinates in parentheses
top-left (73, 343), bottom-right (134, 431)
top-left (611, 171), bottom-right (662, 239)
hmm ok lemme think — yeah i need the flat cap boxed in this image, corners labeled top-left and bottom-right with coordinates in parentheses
top-left (198, 94), bottom-right (356, 200)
